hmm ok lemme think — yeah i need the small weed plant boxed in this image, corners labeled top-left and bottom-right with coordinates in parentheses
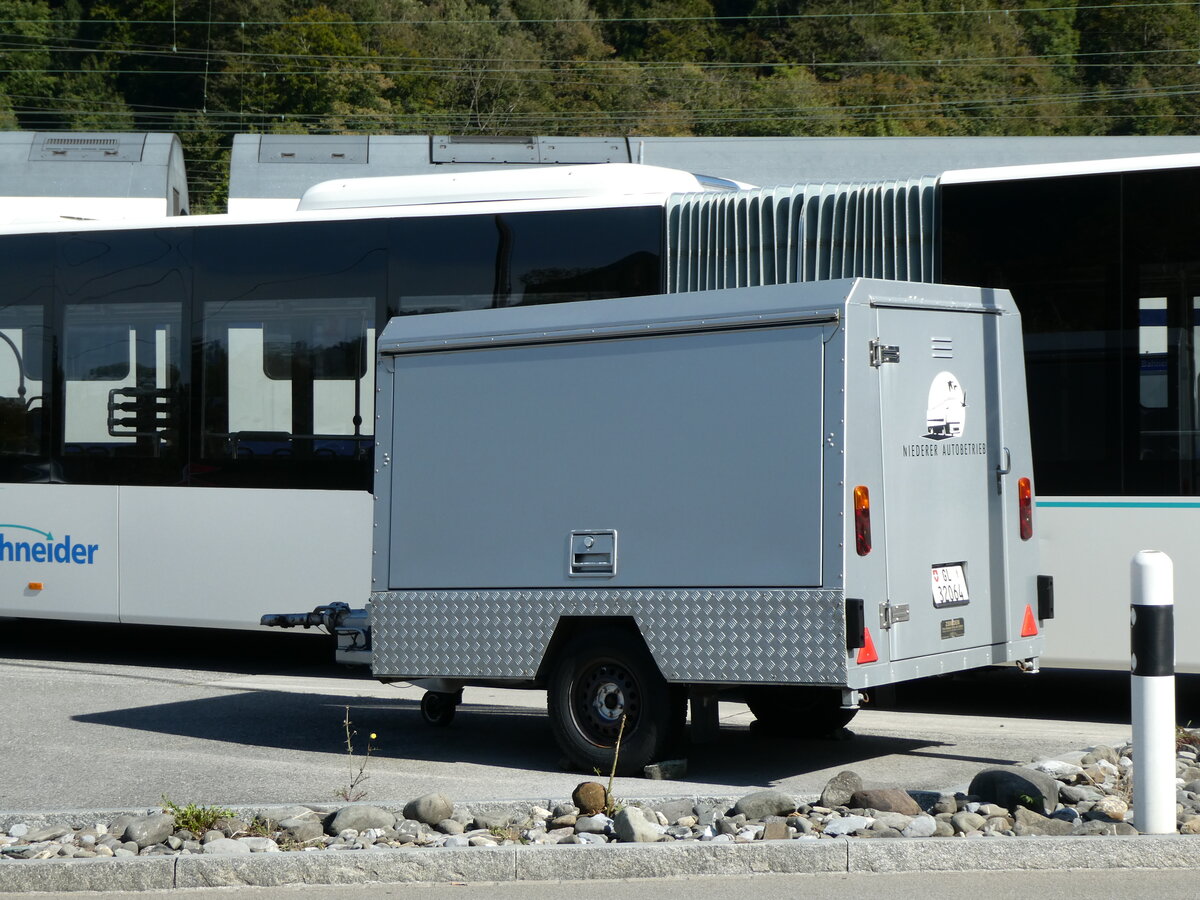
top-left (336, 706), bottom-right (377, 802)
top-left (603, 716), bottom-right (627, 818)
top-left (1178, 725), bottom-right (1200, 753)
top-left (161, 795), bottom-right (235, 834)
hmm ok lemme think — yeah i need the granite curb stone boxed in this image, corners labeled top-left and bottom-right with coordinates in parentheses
top-left (5, 835), bottom-right (1200, 892)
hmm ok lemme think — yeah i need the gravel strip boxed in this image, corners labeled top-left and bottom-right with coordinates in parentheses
top-left (4, 734), bottom-right (1200, 891)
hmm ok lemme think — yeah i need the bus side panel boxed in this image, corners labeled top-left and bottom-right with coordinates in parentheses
top-left (0, 483), bottom-right (119, 621)
top-left (1038, 501), bottom-right (1199, 672)
top-left (117, 485), bottom-right (373, 629)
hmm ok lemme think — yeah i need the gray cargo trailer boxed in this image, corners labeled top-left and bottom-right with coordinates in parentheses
top-left (269, 277), bottom-right (1049, 773)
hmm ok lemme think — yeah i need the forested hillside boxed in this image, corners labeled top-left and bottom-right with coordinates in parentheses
top-left (2, 1), bottom-right (1197, 209)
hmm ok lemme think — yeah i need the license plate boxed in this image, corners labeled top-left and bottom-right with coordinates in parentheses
top-left (931, 563), bottom-right (969, 608)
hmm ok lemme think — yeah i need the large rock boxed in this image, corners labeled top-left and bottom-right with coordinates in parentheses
top-left (124, 814), bottom-right (176, 849)
top-left (330, 805), bottom-right (397, 833)
top-left (203, 838), bottom-right (251, 855)
top-left (23, 826), bottom-right (72, 843)
top-left (613, 807), bottom-right (667, 843)
top-left (950, 811), bottom-right (986, 834)
top-left (968, 766), bottom-right (1061, 815)
top-left (822, 814), bottom-right (872, 836)
top-left (902, 814), bottom-right (938, 838)
top-left (869, 810), bottom-right (914, 832)
top-left (820, 770), bottom-right (863, 808)
top-left (1080, 745), bottom-right (1120, 766)
top-left (1013, 806), bottom-right (1075, 836)
top-left (238, 837), bottom-right (279, 852)
top-left (850, 789), bottom-right (922, 816)
top-left (402, 794), bottom-right (452, 826)
top-left (281, 819), bottom-right (324, 843)
top-left (1059, 783), bottom-right (1104, 804)
top-left (106, 816), bottom-right (137, 840)
top-left (1091, 796), bottom-right (1129, 821)
top-left (471, 812), bottom-right (511, 831)
top-left (572, 782), bottom-right (609, 816)
top-left (1180, 815), bottom-right (1200, 834)
top-left (732, 790), bottom-right (796, 820)
top-left (574, 814), bottom-right (612, 835)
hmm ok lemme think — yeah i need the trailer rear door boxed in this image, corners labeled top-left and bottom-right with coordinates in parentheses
top-left (874, 304), bottom-right (1009, 661)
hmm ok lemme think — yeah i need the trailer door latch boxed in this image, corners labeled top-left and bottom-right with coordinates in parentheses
top-left (880, 601), bottom-right (910, 630)
top-left (869, 339), bottom-right (900, 367)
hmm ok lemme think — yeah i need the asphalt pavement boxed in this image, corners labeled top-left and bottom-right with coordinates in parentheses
top-left (2, 619), bottom-right (1198, 894)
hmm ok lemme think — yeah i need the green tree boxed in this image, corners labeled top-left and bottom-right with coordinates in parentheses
top-left (1077, 2), bottom-right (1199, 135)
top-left (0, 0), bottom-right (58, 128)
top-left (223, 5), bottom-right (392, 133)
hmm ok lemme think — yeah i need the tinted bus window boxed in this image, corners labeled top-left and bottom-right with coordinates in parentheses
top-left (390, 206), bottom-right (662, 315)
top-left (195, 219), bottom-right (385, 490)
top-left (943, 168), bottom-right (1200, 497)
top-left (1124, 168), bottom-right (1200, 495)
top-left (56, 230), bottom-right (190, 486)
top-left (0, 235), bottom-right (53, 482)
top-left (942, 174), bottom-right (1123, 496)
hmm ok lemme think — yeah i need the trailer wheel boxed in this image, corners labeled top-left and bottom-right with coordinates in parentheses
top-left (547, 628), bottom-right (683, 775)
top-left (420, 690), bottom-right (461, 727)
top-left (745, 685), bottom-right (857, 737)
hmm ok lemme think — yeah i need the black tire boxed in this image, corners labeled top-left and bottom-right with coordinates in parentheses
top-left (745, 685), bottom-right (857, 737)
top-left (420, 690), bottom-right (460, 727)
top-left (547, 627), bottom-right (684, 775)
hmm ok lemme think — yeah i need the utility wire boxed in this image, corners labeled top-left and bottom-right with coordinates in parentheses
top-left (5, 1), bottom-right (1198, 26)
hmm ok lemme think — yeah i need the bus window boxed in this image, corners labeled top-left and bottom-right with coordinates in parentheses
top-left (195, 218), bottom-right (384, 489)
top-left (941, 173), bottom-right (1123, 497)
top-left (391, 206), bottom-right (663, 315)
top-left (62, 301), bottom-right (182, 457)
top-left (201, 297), bottom-right (375, 462)
top-left (1139, 296), bottom-right (1168, 409)
top-left (505, 206), bottom-right (661, 305)
top-left (0, 305), bottom-right (48, 458)
top-left (53, 229), bottom-right (191, 486)
top-left (0, 235), bottom-right (52, 477)
top-left (1126, 169), bottom-right (1200, 494)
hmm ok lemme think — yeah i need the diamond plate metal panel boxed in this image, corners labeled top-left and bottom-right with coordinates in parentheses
top-left (370, 588), bottom-right (848, 686)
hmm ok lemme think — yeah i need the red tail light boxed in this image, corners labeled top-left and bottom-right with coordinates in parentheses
top-left (854, 485), bottom-right (872, 556)
top-left (1018, 477), bottom-right (1033, 541)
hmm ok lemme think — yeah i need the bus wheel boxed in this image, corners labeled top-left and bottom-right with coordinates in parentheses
top-left (744, 685), bottom-right (857, 737)
top-left (420, 690), bottom-right (461, 727)
top-left (547, 628), bottom-right (683, 775)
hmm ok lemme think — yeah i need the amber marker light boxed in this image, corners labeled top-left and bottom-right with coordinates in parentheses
top-left (1018, 477), bottom-right (1033, 541)
top-left (27, 582), bottom-right (43, 591)
top-left (853, 485), bottom-right (872, 556)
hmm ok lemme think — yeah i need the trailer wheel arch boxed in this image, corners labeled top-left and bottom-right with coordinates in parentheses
top-left (536, 616), bottom-right (650, 684)
top-left (543, 620), bottom-right (685, 775)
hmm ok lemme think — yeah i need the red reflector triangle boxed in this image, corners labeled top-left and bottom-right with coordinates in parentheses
top-left (1020, 604), bottom-right (1039, 637)
top-left (856, 627), bottom-right (879, 664)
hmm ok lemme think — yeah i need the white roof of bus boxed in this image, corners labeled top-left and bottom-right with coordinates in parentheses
top-left (941, 152), bottom-right (1200, 185)
top-left (297, 163), bottom-right (737, 210)
top-left (0, 163), bottom-right (739, 236)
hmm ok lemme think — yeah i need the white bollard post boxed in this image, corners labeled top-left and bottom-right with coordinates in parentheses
top-left (1131, 550), bottom-right (1176, 835)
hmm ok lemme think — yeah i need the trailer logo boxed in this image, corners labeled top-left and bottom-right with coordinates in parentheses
top-left (0, 524), bottom-right (99, 565)
top-left (924, 371), bottom-right (965, 440)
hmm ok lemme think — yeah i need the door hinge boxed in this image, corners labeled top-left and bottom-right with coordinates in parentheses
top-left (880, 601), bottom-right (910, 631)
top-left (870, 339), bottom-right (901, 367)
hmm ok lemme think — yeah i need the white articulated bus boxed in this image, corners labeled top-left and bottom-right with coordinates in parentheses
top-left (663, 152), bottom-right (1200, 673)
top-left (0, 164), bottom-right (735, 629)
top-left (4, 150), bottom-right (1200, 674)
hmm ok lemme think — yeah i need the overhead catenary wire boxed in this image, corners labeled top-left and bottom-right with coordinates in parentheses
top-left (4, 0), bottom-right (1198, 27)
